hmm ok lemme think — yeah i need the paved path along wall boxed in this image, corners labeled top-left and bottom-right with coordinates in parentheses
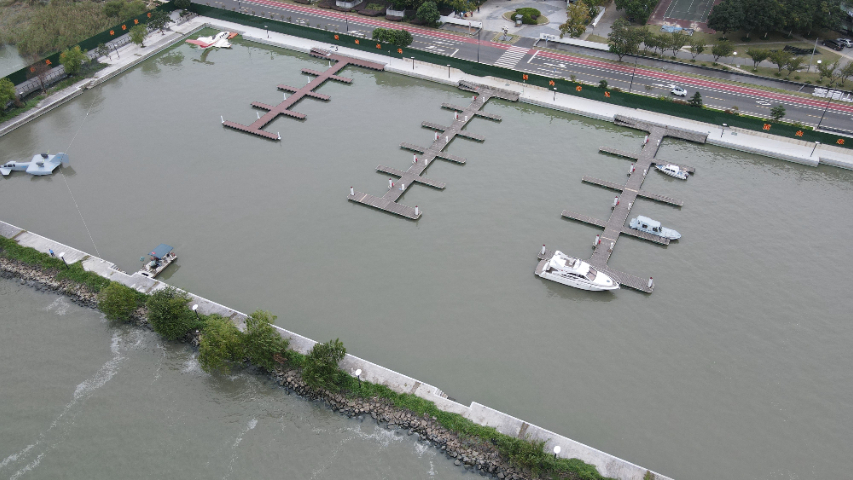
top-left (0, 219), bottom-right (673, 480)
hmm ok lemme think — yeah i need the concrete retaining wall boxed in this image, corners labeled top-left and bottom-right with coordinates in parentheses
top-left (0, 218), bottom-right (672, 480)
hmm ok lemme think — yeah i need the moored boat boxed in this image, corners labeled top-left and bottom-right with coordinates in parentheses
top-left (137, 244), bottom-right (177, 278)
top-left (629, 215), bottom-right (681, 240)
top-left (655, 163), bottom-right (689, 180)
top-left (535, 250), bottom-right (619, 291)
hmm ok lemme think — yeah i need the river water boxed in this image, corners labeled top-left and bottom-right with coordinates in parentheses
top-left (0, 277), bottom-right (468, 479)
top-left (1, 33), bottom-right (851, 480)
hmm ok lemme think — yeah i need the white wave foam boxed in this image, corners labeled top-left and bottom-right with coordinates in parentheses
top-left (44, 297), bottom-right (70, 316)
top-left (223, 418), bottom-right (259, 479)
top-left (1, 332), bottom-right (129, 477)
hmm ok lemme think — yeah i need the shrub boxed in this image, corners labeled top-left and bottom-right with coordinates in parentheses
top-left (243, 310), bottom-right (290, 372)
top-left (689, 91), bottom-right (703, 108)
top-left (59, 46), bottom-right (89, 76)
top-left (199, 314), bottom-right (244, 374)
top-left (416, 1), bottom-right (440, 25)
top-left (598, 79), bottom-right (608, 89)
top-left (514, 7), bottom-right (540, 24)
top-left (371, 27), bottom-right (413, 47)
top-left (98, 282), bottom-right (140, 321)
top-left (146, 286), bottom-right (195, 340)
top-left (174, 0), bottom-right (191, 9)
top-left (302, 338), bottom-right (347, 389)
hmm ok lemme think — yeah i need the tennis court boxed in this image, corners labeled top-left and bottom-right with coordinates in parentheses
top-left (661, 0), bottom-right (717, 23)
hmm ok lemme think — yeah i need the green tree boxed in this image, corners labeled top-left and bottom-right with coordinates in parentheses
top-left (199, 315), bottom-right (244, 374)
top-left (148, 10), bottom-right (173, 34)
top-left (96, 43), bottom-right (111, 60)
top-left (560, 0), bottom-right (591, 38)
top-left (688, 37), bottom-right (705, 60)
top-left (0, 78), bottom-right (16, 109)
top-left (243, 310), bottom-right (290, 372)
top-left (651, 33), bottom-right (668, 56)
top-left (745, 48), bottom-right (770, 70)
top-left (741, 0), bottom-right (785, 38)
top-left (302, 338), bottom-right (347, 390)
top-left (769, 104), bottom-right (786, 121)
top-left (129, 23), bottom-right (147, 47)
top-left (175, 0), bottom-right (192, 10)
top-left (838, 62), bottom-right (853, 86)
top-left (707, 0), bottom-right (743, 35)
top-left (607, 18), bottom-right (640, 61)
top-left (120, 0), bottom-right (148, 20)
top-left (688, 91), bottom-right (703, 107)
top-left (396, 29), bottom-right (413, 47)
top-left (817, 60), bottom-right (839, 86)
top-left (103, 0), bottom-right (125, 19)
top-left (767, 49), bottom-right (792, 73)
top-left (416, 1), bottom-right (440, 25)
top-left (146, 286), bottom-right (195, 341)
top-left (59, 45), bottom-right (88, 76)
top-left (668, 31), bottom-right (687, 58)
top-left (97, 282), bottom-right (139, 321)
top-left (613, 0), bottom-right (656, 24)
top-left (710, 41), bottom-right (734, 63)
top-left (784, 56), bottom-right (805, 78)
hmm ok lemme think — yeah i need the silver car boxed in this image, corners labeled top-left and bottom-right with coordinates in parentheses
top-left (836, 38), bottom-right (853, 48)
top-left (671, 86), bottom-right (687, 97)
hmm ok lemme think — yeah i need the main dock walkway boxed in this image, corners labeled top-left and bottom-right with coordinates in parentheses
top-left (549, 115), bottom-right (708, 293)
top-left (223, 48), bottom-right (384, 140)
top-left (348, 80), bottom-right (519, 219)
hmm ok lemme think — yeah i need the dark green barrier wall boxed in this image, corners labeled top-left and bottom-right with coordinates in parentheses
top-left (3, 3), bottom-right (177, 86)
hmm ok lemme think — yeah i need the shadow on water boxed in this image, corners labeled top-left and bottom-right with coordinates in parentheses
top-left (157, 263), bottom-right (181, 281)
top-left (61, 166), bottom-right (77, 177)
top-left (538, 277), bottom-right (618, 303)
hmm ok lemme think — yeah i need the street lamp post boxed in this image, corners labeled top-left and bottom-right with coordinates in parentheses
top-left (553, 87), bottom-right (557, 101)
top-left (354, 368), bottom-right (362, 388)
top-left (265, 25), bottom-right (269, 38)
top-left (811, 141), bottom-right (821, 156)
top-left (447, 64), bottom-right (451, 78)
top-left (477, 28), bottom-right (481, 64)
top-left (59, 252), bottom-right (68, 269)
top-left (721, 123), bottom-right (727, 137)
top-left (411, 56), bottom-right (415, 70)
top-left (817, 96), bottom-right (833, 129)
top-left (807, 36), bottom-right (819, 72)
top-left (628, 54), bottom-right (639, 93)
top-left (345, 10), bottom-right (349, 32)
top-left (192, 304), bottom-right (200, 319)
top-left (553, 446), bottom-right (561, 459)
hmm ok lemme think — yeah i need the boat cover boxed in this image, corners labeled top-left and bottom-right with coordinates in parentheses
top-left (149, 244), bottom-right (173, 259)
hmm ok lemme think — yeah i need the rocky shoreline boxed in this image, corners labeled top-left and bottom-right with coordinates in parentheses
top-left (0, 256), bottom-right (539, 480)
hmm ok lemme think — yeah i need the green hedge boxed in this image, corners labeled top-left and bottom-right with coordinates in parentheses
top-left (3, 3), bottom-right (177, 86)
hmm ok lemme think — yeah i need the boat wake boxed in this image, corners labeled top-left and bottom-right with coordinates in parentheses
top-left (0, 330), bottom-right (140, 479)
top-left (222, 418), bottom-right (258, 480)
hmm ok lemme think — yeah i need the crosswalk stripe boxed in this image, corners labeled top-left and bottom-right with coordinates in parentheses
top-left (493, 46), bottom-right (529, 69)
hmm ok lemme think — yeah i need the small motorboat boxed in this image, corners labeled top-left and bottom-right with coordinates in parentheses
top-left (535, 250), bottom-right (619, 291)
top-left (655, 163), bottom-right (689, 180)
top-left (629, 216), bottom-right (681, 240)
top-left (137, 244), bottom-right (177, 278)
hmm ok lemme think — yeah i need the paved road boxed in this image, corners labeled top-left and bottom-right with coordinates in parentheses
top-left (210, 0), bottom-right (853, 133)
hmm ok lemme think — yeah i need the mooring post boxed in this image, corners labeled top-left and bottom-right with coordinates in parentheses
top-left (540, 244), bottom-right (546, 255)
top-left (612, 196), bottom-right (619, 208)
top-left (594, 235), bottom-right (600, 247)
top-left (277, 132), bottom-right (281, 140)
top-left (388, 178), bottom-right (393, 189)
top-left (350, 186), bottom-right (354, 195)
top-left (221, 115), bottom-right (224, 124)
top-left (648, 277), bottom-right (654, 289)
top-left (629, 163), bottom-right (634, 174)
top-left (415, 205), bottom-right (419, 216)
top-left (400, 183), bottom-right (405, 191)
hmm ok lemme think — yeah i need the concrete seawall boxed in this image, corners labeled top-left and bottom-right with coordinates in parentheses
top-left (0, 219), bottom-right (673, 480)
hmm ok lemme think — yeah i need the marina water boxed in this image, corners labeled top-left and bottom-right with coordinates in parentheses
top-left (1, 34), bottom-right (851, 479)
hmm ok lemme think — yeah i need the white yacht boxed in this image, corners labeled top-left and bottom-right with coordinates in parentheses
top-left (535, 251), bottom-right (619, 291)
top-left (655, 163), bottom-right (689, 180)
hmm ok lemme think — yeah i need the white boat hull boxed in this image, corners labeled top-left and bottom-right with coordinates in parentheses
top-left (535, 259), bottom-right (620, 291)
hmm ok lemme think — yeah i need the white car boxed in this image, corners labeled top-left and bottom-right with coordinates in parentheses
top-left (671, 86), bottom-right (687, 97)
top-left (836, 38), bottom-right (853, 48)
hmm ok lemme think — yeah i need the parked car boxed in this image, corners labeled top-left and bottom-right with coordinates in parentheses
top-left (671, 86), bottom-right (688, 97)
top-left (823, 39), bottom-right (844, 51)
top-left (836, 38), bottom-right (853, 48)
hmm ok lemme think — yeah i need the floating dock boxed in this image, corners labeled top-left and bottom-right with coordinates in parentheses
top-left (348, 80), bottom-right (519, 219)
top-left (223, 49), bottom-right (384, 140)
top-left (552, 116), bottom-right (708, 293)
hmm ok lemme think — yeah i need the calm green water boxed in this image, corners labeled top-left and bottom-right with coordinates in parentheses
top-left (1, 33), bottom-right (851, 480)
